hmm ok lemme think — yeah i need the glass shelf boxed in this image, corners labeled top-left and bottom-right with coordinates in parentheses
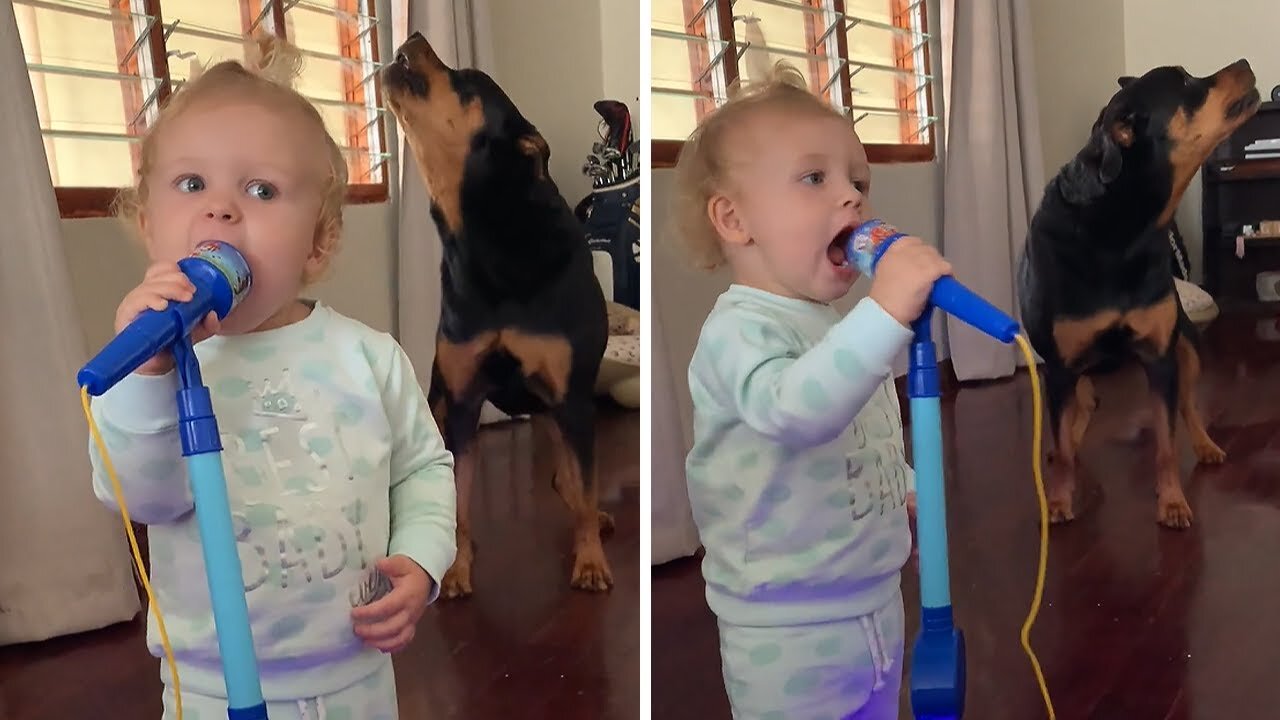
top-left (16, 0), bottom-right (158, 76)
top-left (281, 0), bottom-right (380, 61)
top-left (26, 64), bottom-right (160, 138)
top-left (651, 30), bottom-right (730, 90)
top-left (283, 0), bottom-right (378, 24)
top-left (14, 0), bottom-right (154, 26)
top-left (338, 145), bottom-right (390, 182)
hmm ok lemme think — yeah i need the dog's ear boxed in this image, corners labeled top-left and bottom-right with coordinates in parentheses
top-left (1117, 75), bottom-right (1136, 88)
top-left (517, 131), bottom-right (551, 179)
top-left (1062, 101), bottom-right (1135, 203)
top-left (1087, 100), bottom-right (1135, 185)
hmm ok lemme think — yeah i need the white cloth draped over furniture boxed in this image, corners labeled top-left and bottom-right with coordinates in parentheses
top-left (389, 0), bottom-right (511, 423)
top-left (0, 0), bottom-right (139, 645)
top-left (940, 0), bottom-right (1046, 381)
top-left (650, 300), bottom-right (702, 565)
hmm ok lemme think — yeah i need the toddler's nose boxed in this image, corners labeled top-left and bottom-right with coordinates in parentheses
top-left (205, 200), bottom-right (241, 223)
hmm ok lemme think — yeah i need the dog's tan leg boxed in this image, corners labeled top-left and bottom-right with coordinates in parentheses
top-left (1175, 335), bottom-right (1225, 464)
top-left (1071, 375), bottom-right (1096, 448)
top-left (439, 444), bottom-right (477, 598)
top-left (1048, 399), bottom-right (1079, 523)
top-left (534, 416), bottom-right (614, 533)
top-left (534, 415), bottom-right (612, 591)
top-left (1151, 392), bottom-right (1193, 529)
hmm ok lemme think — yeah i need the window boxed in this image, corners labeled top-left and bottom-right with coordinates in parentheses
top-left (15, 0), bottom-right (388, 219)
top-left (651, 0), bottom-right (936, 167)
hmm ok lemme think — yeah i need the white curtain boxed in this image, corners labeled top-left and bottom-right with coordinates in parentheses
top-left (0, 2), bottom-right (139, 644)
top-left (389, 0), bottom-right (510, 423)
top-left (650, 300), bottom-right (701, 565)
top-left (940, 0), bottom-right (1045, 381)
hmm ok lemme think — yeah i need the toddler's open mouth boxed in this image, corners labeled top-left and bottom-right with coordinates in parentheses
top-left (827, 226), bottom-right (854, 267)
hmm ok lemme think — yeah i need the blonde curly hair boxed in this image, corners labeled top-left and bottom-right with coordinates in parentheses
top-left (113, 35), bottom-right (348, 283)
top-left (670, 60), bottom-right (851, 271)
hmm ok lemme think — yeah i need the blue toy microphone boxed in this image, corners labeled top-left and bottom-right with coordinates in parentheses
top-left (844, 220), bottom-right (1054, 720)
top-left (78, 241), bottom-right (269, 720)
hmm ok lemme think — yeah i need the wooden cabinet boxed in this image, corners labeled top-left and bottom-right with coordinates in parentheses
top-left (1201, 100), bottom-right (1280, 305)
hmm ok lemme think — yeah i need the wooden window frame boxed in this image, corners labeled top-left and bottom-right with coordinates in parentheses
top-left (41, 0), bottom-right (389, 219)
top-left (652, 0), bottom-right (936, 169)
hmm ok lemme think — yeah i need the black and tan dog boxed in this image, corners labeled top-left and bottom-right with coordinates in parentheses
top-left (381, 32), bottom-right (612, 596)
top-left (1018, 59), bottom-right (1260, 529)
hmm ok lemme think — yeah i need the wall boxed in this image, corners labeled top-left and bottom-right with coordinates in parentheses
top-left (489, 0), bottom-right (638, 207)
top-left (1028, 0), bottom-right (1127, 179)
top-left (600, 1), bottom-right (641, 115)
top-left (1124, 0), bottom-right (1280, 282)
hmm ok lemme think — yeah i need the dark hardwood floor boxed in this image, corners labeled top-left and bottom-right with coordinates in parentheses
top-left (653, 307), bottom-right (1280, 720)
top-left (0, 403), bottom-right (639, 720)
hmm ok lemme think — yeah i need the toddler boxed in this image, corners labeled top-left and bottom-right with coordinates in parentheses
top-left (86, 38), bottom-right (455, 719)
top-left (673, 61), bottom-right (952, 720)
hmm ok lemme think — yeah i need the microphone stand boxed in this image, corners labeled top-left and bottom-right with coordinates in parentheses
top-left (172, 335), bottom-right (268, 720)
top-left (906, 305), bottom-right (965, 720)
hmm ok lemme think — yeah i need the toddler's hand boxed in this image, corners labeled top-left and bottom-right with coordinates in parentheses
top-left (350, 555), bottom-right (433, 654)
top-left (115, 261), bottom-right (221, 376)
top-left (868, 237), bottom-right (953, 327)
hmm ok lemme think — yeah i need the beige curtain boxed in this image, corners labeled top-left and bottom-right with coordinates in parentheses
top-left (940, 0), bottom-right (1045, 380)
top-left (390, 0), bottom-right (510, 423)
top-left (0, 1), bottom-right (139, 645)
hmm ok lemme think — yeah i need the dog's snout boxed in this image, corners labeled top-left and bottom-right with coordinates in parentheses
top-left (409, 30), bottom-right (424, 42)
top-left (1222, 58), bottom-right (1256, 84)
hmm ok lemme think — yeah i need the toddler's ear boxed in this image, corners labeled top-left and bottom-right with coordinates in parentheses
top-left (707, 192), bottom-right (751, 249)
top-left (304, 224), bottom-right (339, 282)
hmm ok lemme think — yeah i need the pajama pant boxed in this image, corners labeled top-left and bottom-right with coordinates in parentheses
top-left (161, 655), bottom-right (399, 720)
top-left (718, 589), bottom-right (905, 720)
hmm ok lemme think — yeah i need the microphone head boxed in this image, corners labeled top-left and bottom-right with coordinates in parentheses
top-left (846, 219), bottom-right (905, 275)
top-left (191, 240), bottom-right (252, 312)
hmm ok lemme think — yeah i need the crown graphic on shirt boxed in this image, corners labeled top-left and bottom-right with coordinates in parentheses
top-left (255, 370), bottom-right (306, 420)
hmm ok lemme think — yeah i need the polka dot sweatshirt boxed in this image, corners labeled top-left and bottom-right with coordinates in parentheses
top-left (87, 301), bottom-right (456, 700)
top-left (686, 284), bottom-right (916, 626)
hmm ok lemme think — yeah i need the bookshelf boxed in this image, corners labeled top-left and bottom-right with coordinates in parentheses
top-left (1201, 100), bottom-right (1280, 304)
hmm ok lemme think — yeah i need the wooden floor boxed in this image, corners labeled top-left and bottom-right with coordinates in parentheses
top-left (653, 307), bottom-right (1280, 720)
top-left (0, 403), bottom-right (639, 720)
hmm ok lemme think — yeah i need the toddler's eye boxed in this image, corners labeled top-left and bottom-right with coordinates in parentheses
top-left (247, 181), bottom-right (277, 201)
top-left (853, 179), bottom-right (870, 194)
top-left (175, 175), bottom-right (205, 193)
top-left (801, 171), bottom-right (825, 185)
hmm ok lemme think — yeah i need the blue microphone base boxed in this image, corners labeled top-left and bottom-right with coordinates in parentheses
top-left (910, 606), bottom-right (966, 720)
top-left (228, 703), bottom-right (269, 720)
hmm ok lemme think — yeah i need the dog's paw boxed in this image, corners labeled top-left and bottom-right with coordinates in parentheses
top-left (1193, 438), bottom-right (1226, 465)
top-left (440, 560), bottom-right (473, 599)
top-left (598, 510), bottom-right (615, 534)
top-left (570, 541), bottom-right (614, 592)
top-left (1047, 483), bottom-right (1075, 524)
top-left (1157, 497), bottom-right (1193, 529)
top-left (1048, 501), bottom-right (1076, 524)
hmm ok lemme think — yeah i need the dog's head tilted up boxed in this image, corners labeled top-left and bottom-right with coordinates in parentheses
top-left (1063, 59), bottom-right (1260, 224)
top-left (381, 32), bottom-right (553, 237)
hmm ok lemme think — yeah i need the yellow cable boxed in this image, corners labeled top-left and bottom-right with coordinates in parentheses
top-left (81, 385), bottom-right (183, 720)
top-left (1012, 334), bottom-right (1054, 719)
